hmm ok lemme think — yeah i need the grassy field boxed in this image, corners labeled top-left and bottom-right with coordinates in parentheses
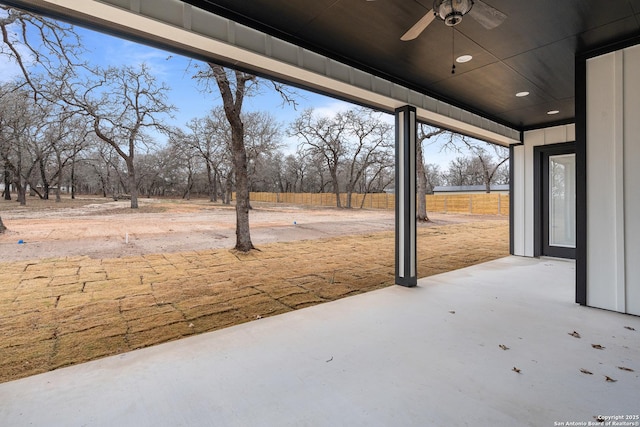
top-left (0, 197), bottom-right (509, 383)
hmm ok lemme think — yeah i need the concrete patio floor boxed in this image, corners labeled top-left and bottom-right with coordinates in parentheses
top-left (1, 256), bottom-right (638, 426)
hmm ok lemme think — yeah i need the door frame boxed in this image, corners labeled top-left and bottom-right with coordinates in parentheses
top-left (534, 142), bottom-right (576, 259)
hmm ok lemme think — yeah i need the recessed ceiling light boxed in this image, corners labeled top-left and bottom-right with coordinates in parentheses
top-left (455, 55), bottom-right (473, 63)
top-left (515, 91), bottom-right (529, 97)
top-left (547, 110), bottom-right (560, 115)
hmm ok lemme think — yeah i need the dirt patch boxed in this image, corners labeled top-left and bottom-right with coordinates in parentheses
top-left (0, 197), bottom-right (509, 383)
top-left (0, 197), bottom-right (500, 261)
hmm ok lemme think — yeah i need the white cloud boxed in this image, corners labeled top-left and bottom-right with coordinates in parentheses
top-left (0, 58), bottom-right (22, 83)
top-left (91, 35), bottom-right (175, 78)
top-left (312, 100), bottom-right (351, 118)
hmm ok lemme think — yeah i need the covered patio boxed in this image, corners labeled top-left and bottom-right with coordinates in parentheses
top-left (1, 0), bottom-right (639, 424)
top-left (1, 256), bottom-right (638, 426)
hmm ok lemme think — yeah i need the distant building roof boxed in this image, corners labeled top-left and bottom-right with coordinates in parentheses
top-left (433, 184), bottom-right (509, 193)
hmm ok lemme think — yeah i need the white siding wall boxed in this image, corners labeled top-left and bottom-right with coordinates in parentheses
top-left (624, 46), bottom-right (640, 316)
top-left (586, 45), bottom-right (640, 315)
top-left (513, 124), bottom-right (575, 257)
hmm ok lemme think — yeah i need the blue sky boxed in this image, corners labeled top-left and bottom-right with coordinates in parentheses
top-left (1, 17), bottom-right (460, 168)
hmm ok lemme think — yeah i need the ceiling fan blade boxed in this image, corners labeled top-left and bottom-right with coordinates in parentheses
top-left (468, 0), bottom-right (507, 30)
top-left (401, 10), bottom-right (435, 41)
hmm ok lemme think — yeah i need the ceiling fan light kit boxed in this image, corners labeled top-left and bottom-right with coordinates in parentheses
top-left (401, 0), bottom-right (505, 41)
top-left (434, 0), bottom-right (474, 26)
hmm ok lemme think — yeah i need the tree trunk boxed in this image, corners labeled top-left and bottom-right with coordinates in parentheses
top-left (17, 185), bottom-right (26, 205)
top-left (14, 175), bottom-right (26, 206)
top-left (416, 140), bottom-right (430, 222)
top-left (483, 167), bottom-right (492, 193)
top-left (126, 159), bottom-right (138, 209)
top-left (331, 170), bottom-right (341, 208)
top-left (224, 172), bottom-right (233, 205)
top-left (231, 127), bottom-right (254, 251)
top-left (39, 159), bottom-right (49, 200)
top-left (210, 65), bottom-right (256, 251)
top-left (71, 157), bottom-right (76, 199)
top-left (0, 216), bottom-right (6, 234)
top-left (99, 175), bottom-right (107, 198)
top-left (3, 167), bottom-right (11, 200)
top-left (206, 162), bottom-right (215, 202)
top-left (213, 169), bottom-right (219, 202)
top-left (184, 170), bottom-right (193, 200)
top-left (359, 192), bottom-right (367, 209)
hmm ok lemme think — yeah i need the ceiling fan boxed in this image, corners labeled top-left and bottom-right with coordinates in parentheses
top-left (401, 0), bottom-right (507, 41)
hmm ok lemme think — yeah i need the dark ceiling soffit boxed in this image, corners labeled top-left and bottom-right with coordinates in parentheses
top-left (181, 0), bottom-right (519, 131)
top-left (576, 32), bottom-right (640, 60)
top-left (521, 34), bottom-right (640, 133)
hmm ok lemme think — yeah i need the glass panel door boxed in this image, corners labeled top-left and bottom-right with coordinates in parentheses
top-left (549, 154), bottom-right (576, 248)
top-left (537, 143), bottom-right (576, 260)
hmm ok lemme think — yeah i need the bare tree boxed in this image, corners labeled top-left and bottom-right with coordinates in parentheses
top-left (0, 5), bottom-right (82, 232)
top-left (356, 148), bottom-right (394, 208)
top-left (34, 107), bottom-right (87, 202)
top-left (416, 125), bottom-right (448, 221)
top-left (0, 84), bottom-right (17, 208)
top-left (290, 107), bottom-right (394, 208)
top-left (65, 64), bottom-right (174, 208)
top-left (85, 138), bottom-right (123, 198)
top-left (243, 111), bottom-right (282, 192)
top-left (276, 151), bottom-right (308, 193)
top-left (182, 107), bottom-right (281, 203)
top-left (0, 86), bottom-right (56, 205)
top-left (182, 113), bottom-right (227, 202)
top-left (193, 63), bottom-right (296, 251)
top-left (50, 116), bottom-right (88, 202)
top-left (475, 144), bottom-right (509, 192)
top-left (342, 108), bottom-right (393, 208)
top-left (194, 65), bottom-right (256, 250)
top-left (286, 151), bottom-right (308, 193)
top-left (134, 147), bottom-right (182, 198)
top-left (446, 156), bottom-right (479, 186)
top-left (0, 5), bottom-right (82, 98)
top-left (290, 108), bottom-right (349, 207)
top-left (441, 135), bottom-right (509, 193)
top-left (446, 154), bottom-right (506, 190)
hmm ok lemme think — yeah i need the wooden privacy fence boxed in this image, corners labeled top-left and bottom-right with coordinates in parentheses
top-left (249, 192), bottom-right (510, 216)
